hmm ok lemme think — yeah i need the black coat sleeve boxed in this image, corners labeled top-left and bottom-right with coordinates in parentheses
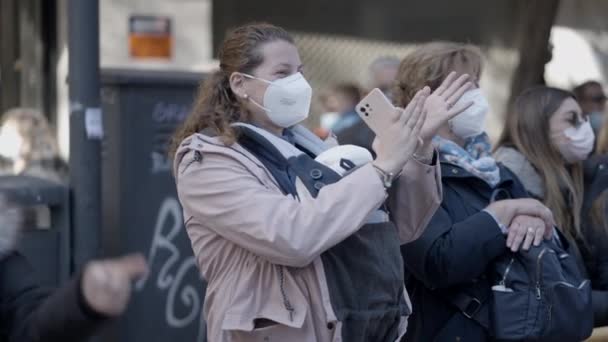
top-left (582, 156), bottom-right (608, 289)
top-left (579, 221), bottom-right (608, 327)
top-left (0, 252), bottom-right (107, 342)
top-left (592, 290), bottom-right (608, 327)
top-left (590, 230), bottom-right (608, 290)
top-left (580, 198), bottom-right (608, 290)
top-left (402, 203), bottom-right (507, 289)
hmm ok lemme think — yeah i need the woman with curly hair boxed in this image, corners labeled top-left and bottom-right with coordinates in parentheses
top-left (170, 23), bottom-right (472, 342)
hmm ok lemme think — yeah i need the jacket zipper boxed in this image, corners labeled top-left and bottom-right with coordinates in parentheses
top-left (278, 266), bottom-right (295, 321)
top-left (554, 279), bottom-right (589, 289)
top-left (535, 248), bottom-right (549, 300)
top-left (499, 257), bottom-right (515, 287)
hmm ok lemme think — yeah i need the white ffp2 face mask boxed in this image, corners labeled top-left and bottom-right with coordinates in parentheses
top-left (448, 88), bottom-right (490, 139)
top-left (555, 120), bottom-right (595, 163)
top-left (242, 72), bottom-right (312, 128)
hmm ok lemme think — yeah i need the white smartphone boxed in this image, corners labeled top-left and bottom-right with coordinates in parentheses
top-left (355, 88), bottom-right (397, 136)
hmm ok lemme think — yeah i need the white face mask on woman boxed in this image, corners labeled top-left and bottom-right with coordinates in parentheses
top-left (242, 72), bottom-right (312, 128)
top-left (554, 121), bottom-right (595, 163)
top-left (448, 88), bottom-right (490, 139)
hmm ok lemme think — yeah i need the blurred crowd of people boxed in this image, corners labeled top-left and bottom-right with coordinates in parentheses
top-left (315, 56), bottom-right (401, 154)
top-left (315, 55), bottom-right (608, 167)
top-left (2, 19), bottom-right (608, 342)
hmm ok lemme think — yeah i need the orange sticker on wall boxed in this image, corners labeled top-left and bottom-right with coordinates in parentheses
top-left (129, 15), bottom-right (172, 59)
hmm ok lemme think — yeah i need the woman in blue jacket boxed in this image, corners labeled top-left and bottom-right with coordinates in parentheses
top-left (390, 42), bottom-right (556, 341)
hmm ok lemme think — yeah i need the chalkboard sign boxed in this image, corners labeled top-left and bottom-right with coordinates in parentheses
top-left (101, 69), bottom-right (206, 342)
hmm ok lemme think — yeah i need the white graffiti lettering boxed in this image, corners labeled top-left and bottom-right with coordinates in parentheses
top-left (136, 197), bottom-right (206, 339)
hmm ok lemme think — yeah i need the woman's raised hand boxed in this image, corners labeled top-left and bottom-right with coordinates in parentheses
top-left (373, 87), bottom-right (431, 174)
top-left (420, 72), bottom-right (474, 142)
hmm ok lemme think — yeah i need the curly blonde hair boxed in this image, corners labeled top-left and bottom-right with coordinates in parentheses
top-left (393, 42), bottom-right (483, 108)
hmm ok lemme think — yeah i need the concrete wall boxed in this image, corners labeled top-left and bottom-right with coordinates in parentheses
top-left (100, 0), bottom-right (214, 71)
top-left (546, 0), bottom-right (608, 90)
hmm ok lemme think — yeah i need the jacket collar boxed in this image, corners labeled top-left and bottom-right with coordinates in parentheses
top-left (174, 132), bottom-right (268, 174)
top-left (440, 162), bottom-right (515, 189)
top-left (494, 146), bottom-right (545, 198)
top-left (173, 125), bottom-right (333, 191)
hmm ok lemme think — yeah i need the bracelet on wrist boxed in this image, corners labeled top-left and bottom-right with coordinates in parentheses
top-left (372, 164), bottom-right (400, 189)
top-left (412, 150), bottom-right (434, 165)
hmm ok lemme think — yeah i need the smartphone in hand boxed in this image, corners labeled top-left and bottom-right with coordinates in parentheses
top-left (355, 88), bottom-right (397, 136)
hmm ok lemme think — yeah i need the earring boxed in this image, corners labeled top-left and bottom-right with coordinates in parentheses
top-left (243, 93), bottom-right (249, 99)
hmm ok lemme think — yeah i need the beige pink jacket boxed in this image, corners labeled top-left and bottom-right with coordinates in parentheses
top-left (174, 131), bottom-right (441, 342)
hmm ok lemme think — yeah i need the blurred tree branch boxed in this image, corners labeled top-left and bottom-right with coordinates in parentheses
top-left (508, 0), bottom-right (561, 112)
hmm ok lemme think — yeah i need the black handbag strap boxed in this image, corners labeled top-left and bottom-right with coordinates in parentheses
top-left (446, 289), bottom-right (490, 330)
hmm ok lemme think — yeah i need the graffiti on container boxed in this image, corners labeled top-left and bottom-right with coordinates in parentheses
top-left (136, 197), bottom-right (206, 339)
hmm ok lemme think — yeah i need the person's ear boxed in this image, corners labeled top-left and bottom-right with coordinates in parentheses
top-left (229, 72), bottom-right (248, 100)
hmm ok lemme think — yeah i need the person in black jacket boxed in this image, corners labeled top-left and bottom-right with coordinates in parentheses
top-left (495, 86), bottom-right (608, 327)
top-left (583, 155), bottom-right (608, 326)
top-left (0, 200), bottom-right (148, 342)
top-left (389, 42), bottom-right (557, 341)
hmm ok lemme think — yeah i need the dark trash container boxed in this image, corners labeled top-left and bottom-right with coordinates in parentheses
top-left (0, 175), bottom-right (70, 288)
top-left (101, 68), bottom-right (207, 342)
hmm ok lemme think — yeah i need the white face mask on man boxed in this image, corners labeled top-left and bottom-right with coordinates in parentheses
top-left (448, 88), bottom-right (490, 139)
top-left (554, 121), bottom-right (595, 163)
top-left (241, 72), bottom-right (312, 128)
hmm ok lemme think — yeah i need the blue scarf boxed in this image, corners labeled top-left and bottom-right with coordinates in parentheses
top-left (433, 133), bottom-right (501, 188)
